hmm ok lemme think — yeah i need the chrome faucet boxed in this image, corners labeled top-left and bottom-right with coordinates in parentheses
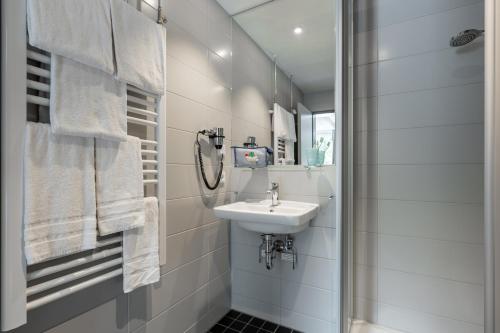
top-left (267, 182), bottom-right (279, 206)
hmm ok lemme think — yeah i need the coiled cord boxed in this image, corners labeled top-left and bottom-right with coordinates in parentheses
top-left (196, 131), bottom-right (224, 190)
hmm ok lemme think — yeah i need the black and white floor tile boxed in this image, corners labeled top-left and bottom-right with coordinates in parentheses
top-left (208, 310), bottom-right (303, 333)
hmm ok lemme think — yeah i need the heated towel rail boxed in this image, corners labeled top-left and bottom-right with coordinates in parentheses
top-left (1, 1), bottom-right (167, 330)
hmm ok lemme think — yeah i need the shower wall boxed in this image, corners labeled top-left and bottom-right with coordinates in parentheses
top-left (353, 1), bottom-right (485, 332)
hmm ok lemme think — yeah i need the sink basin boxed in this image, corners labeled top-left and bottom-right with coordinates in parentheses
top-left (214, 200), bottom-right (319, 234)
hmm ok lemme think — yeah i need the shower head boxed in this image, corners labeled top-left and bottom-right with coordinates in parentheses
top-left (450, 29), bottom-right (484, 47)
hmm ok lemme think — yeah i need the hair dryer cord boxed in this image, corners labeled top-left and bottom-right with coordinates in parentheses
top-left (196, 131), bottom-right (224, 190)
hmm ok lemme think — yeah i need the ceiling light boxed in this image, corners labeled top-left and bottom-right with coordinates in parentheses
top-left (294, 27), bottom-right (303, 35)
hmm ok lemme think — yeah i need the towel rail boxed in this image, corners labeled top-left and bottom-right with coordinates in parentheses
top-left (27, 95), bottom-right (50, 107)
top-left (27, 247), bottom-right (123, 281)
top-left (128, 106), bottom-right (157, 117)
top-left (127, 95), bottom-right (156, 107)
top-left (127, 116), bottom-right (158, 127)
top-left (141, 139), bottom-right (158, 146)
top-left (27, 258), bottom-right (123, 297)
top-left (27, 49), bottom-right (50, 64)
top-left (27, 79), bottom-right (50, 92)
top-left (26, 269), bottom-right (123, 311)
top-left (27, 64), bottom-right (50, 78)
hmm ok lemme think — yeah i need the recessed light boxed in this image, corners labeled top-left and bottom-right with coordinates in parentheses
top-left (293, 27), bottom-right (303, 35)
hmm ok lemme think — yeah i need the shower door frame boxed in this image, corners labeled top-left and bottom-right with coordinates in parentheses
top-left (335, 0), bottom-right (354, 333)
top-left (485, 0), bottom-right (500, 332)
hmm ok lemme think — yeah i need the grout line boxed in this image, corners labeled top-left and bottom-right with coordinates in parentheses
top-left (378, 267), bottom-right (484, 287)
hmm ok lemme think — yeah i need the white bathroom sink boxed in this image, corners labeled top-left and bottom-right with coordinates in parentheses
top-left (214, 200), bottom-right (319, 234)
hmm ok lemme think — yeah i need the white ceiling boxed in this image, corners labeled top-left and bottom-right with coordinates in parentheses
top-left (216, 0), bottom-right (336, 94)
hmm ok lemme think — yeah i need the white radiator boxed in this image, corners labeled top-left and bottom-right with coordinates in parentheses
top-left (0, 0), bottom-right (167, 330)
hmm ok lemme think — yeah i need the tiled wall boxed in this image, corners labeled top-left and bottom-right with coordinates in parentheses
top-left (353, 1), bottom-right (485, 332)
top-left (229, 166), bottom-right (337, 333)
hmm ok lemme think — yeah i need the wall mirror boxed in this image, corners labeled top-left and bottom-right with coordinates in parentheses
top-left (217, 0), bottom-right (336, 166)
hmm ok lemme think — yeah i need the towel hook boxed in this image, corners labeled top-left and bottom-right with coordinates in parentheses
top-left (157, 1), bottom-right (167, 25)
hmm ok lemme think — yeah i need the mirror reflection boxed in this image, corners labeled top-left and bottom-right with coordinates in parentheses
top-left (218, 0), bottom-right (336, 166)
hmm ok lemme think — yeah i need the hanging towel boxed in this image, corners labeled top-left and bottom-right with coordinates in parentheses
top-left (286, 110), bottom-right (297, 143)
top-left (110, 0), bottom-right (165, 95)
top-left (123, 197), bottom-right (160, 293)
top-left (273, 103), bottom-right (291, 140)
top-left (273, 103), bottom-right (296, 163)
top-left (27, 0), bottom-right (114, 74)
top-left (96, 135), bottom-right (145, 236)
top-left (50, 55), bottom-right (127, 142)
top-left (23, 122), bottom-right (97, 265)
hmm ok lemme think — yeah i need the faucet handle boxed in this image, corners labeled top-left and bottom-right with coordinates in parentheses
top-left (270, 182), bottom-right (279, 190)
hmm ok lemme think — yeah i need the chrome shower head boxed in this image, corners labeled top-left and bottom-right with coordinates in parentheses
top-left (450, 29), bottom-right (484, 47)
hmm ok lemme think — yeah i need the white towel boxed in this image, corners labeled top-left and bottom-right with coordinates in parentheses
top-left (273, 103), bottom-right (296, 163)
top-left (286, 110), bottom-right (297, 142)
top-left (50, 55), bottom-right (127, 142)
top-left (27, 0), bottom-right (114, 74)
top-left (23, 122), bottom-right (97, 265)
top-left (110, 0), bottom-right (165, 95)
top-left (123, 197), bottom-right (160, 293)
top-left (96, 136), bottom-right (145, 236)
top-left (273, 103), bottom-right (291, 140)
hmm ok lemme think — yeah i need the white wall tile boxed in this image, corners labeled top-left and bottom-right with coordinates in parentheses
top-left (144, 285), bottom-right (208, 333)
top-left (378, 124), bottom-right (484, 164)
top-left (232, 294), bottom-right (281, 323)
top-left (165, 221), bottom-right (228, 272)
top-left (280, 309), bottom-right (333, 333)
top-left (378, 200), bottom-right (483, 243)
top-left (380, 234), bottom-right (484, 284)
top-left (166, 193), bottom-right (229, 235)
top-left (294, 226), bottom-right (336, 259)
top-left (166, 22), bottom-right (209, 75)
top-left (151, 256), bottom-right (210, 317)
top-left (378, 303), bottom-right (484, 333)
top-left (281, 255), bottom-right (335, 291)
top-left (379, 47), bottom-right (484, 95)
top-left (378, 83), bottom-right (484, 130)
top-left (379, 269), bottom-right (483, 324)
top-left (281, 281), bottom-right (333, 321)
top-left (166, 0), bottom-right (208, 43)
top-left (166, 92), bottom-right (231, 139)
top-left (208, 245), bottom-right (230, 280)
top-left (232, 269), bottom-right (280, 305)
top-left (379, 164), bottom-right (483, 203)
top-left (375, 0), bottom-right (482, 28)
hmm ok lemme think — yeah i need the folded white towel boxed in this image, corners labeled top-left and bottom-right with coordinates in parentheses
top-left (27, 0), bottom-right (114, 74)
top-left (24, 122), bottom-right (97, 265)
top-left (50, 55), bottom-right (127, 142)
top-left (123, 197), bottom-right (160, 293)
top-left (96, 136), bottom-right (145, 236)
top-left (110, 0), bottom-right (165, 95)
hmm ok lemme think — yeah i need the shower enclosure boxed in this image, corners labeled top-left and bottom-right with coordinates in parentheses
top-left (337, 0), bottom-right (490, 332)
